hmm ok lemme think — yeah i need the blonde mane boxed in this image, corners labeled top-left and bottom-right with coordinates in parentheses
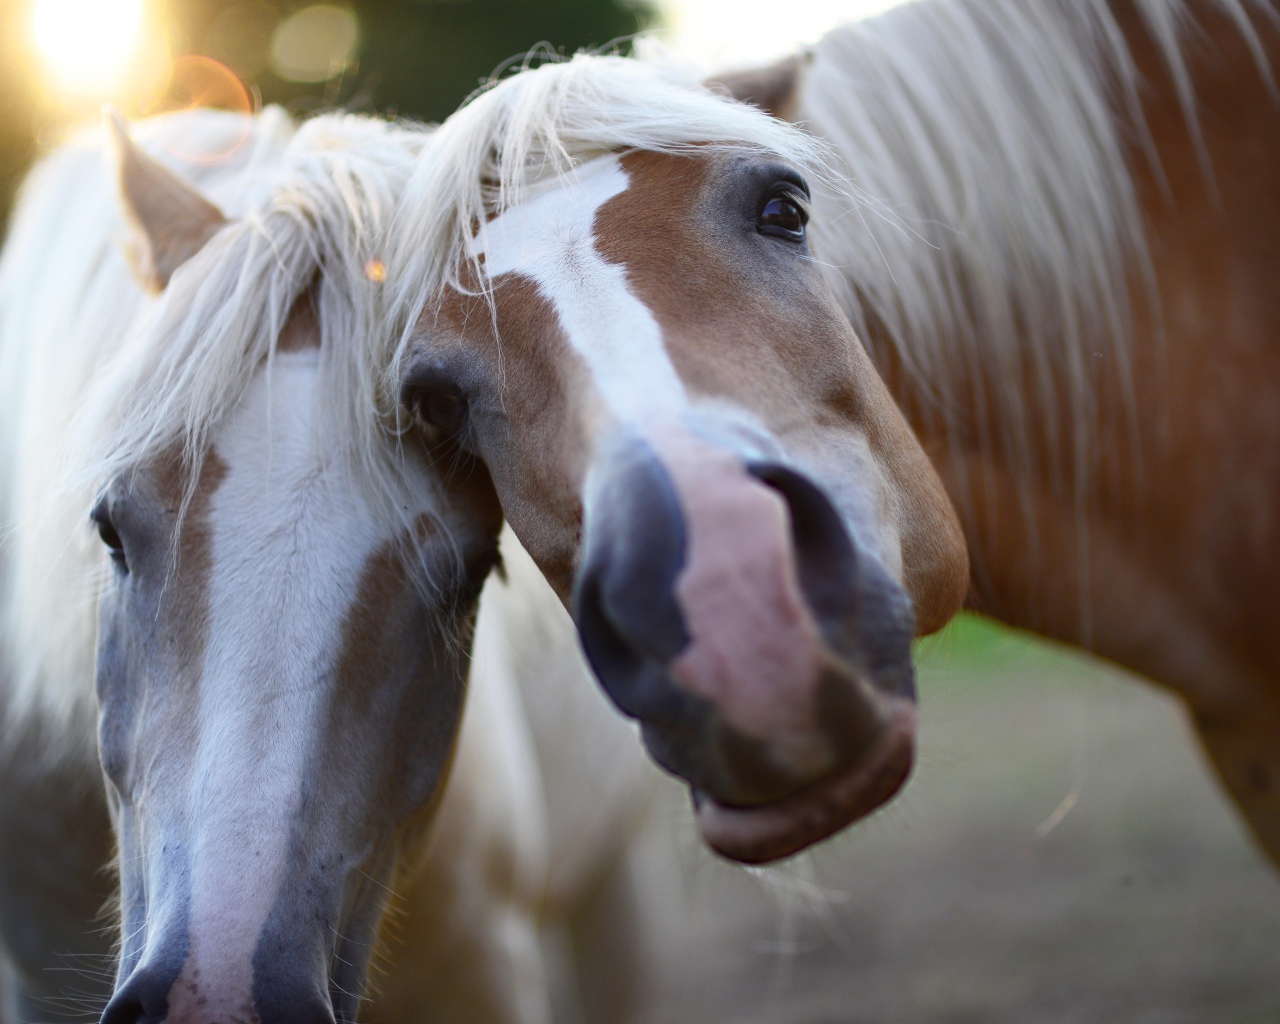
top-left (798, 0), bottom-right (1266, 490)
top-left (0, 107), bottom-right (425, 751)
top-left (386, 53), bottom-right (832, 347)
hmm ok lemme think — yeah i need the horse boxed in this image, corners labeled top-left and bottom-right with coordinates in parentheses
top-left (385, 0), bottom-right (1280, 869)
top-left (386, 54), bottom-right (969, 870)
top-left (712, 0), bottom-right (1280, 864)
top-left (0, 107), bottom-right (567, 1023)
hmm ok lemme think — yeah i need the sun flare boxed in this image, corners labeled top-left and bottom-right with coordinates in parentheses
top-left (32, 0), bottom-right (148, 98)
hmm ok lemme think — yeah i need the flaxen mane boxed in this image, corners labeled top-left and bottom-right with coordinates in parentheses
top-left (385, 54), bottom-right (832, 348)
top-left (797, 0), bottom-right (1272, 498)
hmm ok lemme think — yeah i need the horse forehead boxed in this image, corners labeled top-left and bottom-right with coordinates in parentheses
top-left (474, 154), bottom-right (632, 274)
top-left (205, 352), bottom-right (395, 594)
top-left (478, 153), bottom-right (689, 428)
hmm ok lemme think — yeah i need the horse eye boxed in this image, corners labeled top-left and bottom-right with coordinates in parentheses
top-left (406, 386), bottom-right (469, 448)
top-left (91, 503), bottom-right (128, 570)
top-left (424, 392), bottom-right (467, 433)
top-left (399, 357), bottom-right (471, 447)
top-left (758, 193), bottom-right (808, 240)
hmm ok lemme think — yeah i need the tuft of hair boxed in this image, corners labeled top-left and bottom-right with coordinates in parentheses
top-left (797, 0), bottom-right (1273, 536)
top-left (70, 112), bottom-right (427, 520)
top-left (385, 51), bottom-right (832, 361)
top-left (0, 107), bottom-right (430, 748)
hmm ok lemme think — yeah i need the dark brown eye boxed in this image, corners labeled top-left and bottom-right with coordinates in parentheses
top-left (91, 502), bottom-right (127, 570)
top-left (758, 193), bottom-right (808, 240)
top-left (423, 392), bottom-right (467, 433)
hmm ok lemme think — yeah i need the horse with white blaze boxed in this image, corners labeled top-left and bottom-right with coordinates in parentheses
top-left (389, 0), bottom-right (1280, 869)
top-left (0, 109), bottom-right (566, 1023)
top-left (388, 53), bottom-right (970, 867)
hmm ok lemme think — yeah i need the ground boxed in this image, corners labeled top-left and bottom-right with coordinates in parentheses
top-left (629, 618), bottom-right (1280, 1024)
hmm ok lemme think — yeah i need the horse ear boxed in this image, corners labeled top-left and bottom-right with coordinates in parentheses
top-left (105, 109), bottom-right (227, 293)
top-left (706, 53), bottom-right (809, 121)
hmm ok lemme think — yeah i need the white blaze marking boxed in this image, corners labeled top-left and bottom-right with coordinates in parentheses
top-left (474, 154), bottom-right (688, 429)
top-left (181, 350), bottom-right (390, 1001)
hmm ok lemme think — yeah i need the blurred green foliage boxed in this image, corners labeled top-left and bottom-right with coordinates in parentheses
top-left (0, 0), bottom-right (654, 225)
top-left (174, 0), bottom-right (653, 121)
top-left (915, 611), bottom-right (1083, 673)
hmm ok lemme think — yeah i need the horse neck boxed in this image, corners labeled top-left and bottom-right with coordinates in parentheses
top-left (799, 0), bottom-right (1280, 663)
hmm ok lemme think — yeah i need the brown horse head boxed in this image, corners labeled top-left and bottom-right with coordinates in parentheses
top-left (393, 58), bottom-right (968, 864)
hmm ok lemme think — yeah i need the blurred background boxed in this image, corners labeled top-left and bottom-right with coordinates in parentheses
top-left (630, 615), bottom-right (1280, 1023)
top-left (0, 0), bottom-right (902, 222)
top-left (1, 0), bottom-right (1278, 1018)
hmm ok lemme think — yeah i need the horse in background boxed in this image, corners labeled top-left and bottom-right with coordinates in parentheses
top-left (0, 108), bottom-right (567, 1023)
top-left (386, 0), bottom-right (1280, 871)
top-left (712, 0), bottom-right (1280, 862)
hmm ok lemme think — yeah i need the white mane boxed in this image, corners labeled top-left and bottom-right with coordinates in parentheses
top-left (386, 53), bottom-right (832, 345)
top-left (798, 0), bottom-right (1270, 502)
top-left (0, 107), bottom-right (424, 752)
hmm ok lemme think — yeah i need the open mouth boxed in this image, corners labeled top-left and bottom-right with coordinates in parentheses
top-left (692, 698), bottom-right (916, 864)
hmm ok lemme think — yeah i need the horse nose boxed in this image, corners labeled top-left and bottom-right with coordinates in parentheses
top-left (101, 967), bottom-right (336, 1024)
top-left (573, 436), bottom-right (699, 727)
top-left (100, 966), bottom-right (174, 1024)
top-left (574, 454), bottom-right (867, 704)
top-left (746, 461), bottom-right (860, 636)
top-left (573, 433), bottom-right (904, 809)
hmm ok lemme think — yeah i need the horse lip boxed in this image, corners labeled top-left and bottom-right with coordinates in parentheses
top-left (692, 698), bottom-right (916, 864)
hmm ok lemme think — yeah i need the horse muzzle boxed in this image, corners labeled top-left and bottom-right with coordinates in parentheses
top-left (103, 970), bottom-right (333, 1024)
top-left (573, 432), bottom-right (916, 863)
top-left (100, 806), bottom-right (374, 1024)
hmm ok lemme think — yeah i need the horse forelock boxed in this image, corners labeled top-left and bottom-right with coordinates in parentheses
top-left (0, 107), bottom-right (441, 751)
top-left (385, 52), bottom-right (834, 367)
top-left (73, 112), bottom-right (427, 524)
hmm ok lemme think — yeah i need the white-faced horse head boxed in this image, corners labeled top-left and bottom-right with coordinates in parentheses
top-left (389, 57), bottom-right (970, 865)
top-left (0, 111), bottom-right (502, 1022)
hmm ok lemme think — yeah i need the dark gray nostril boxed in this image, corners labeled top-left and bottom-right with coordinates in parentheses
top-left (100, 995), bottom-right (145, 1024)
top-left (100, 971), bottom-right (171, 1024)
top-left (751, 461), bottom-right (916, 699)
top-left (748, 461), bottom-right (860, 645)
top-left (573, 437), bottom-right (698, 726)
top-left (582, 438), bottom-right (689, 661)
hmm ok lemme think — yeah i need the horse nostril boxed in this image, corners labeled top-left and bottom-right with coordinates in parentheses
top-left (575, 547), bottom-right (703, 729)
top-left (748, 461), bottom-right (860, 636)
top-left (100, 995), bottom-right (144, 1024)
top-left (574, 437), bottom-right (695, 725)
top-left (101, 984), bottom-right (161, 1024)
top-left (101, 958), bottom-right (184, 1024)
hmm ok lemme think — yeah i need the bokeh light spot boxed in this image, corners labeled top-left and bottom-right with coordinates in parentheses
top-left (159, 54), bottom-right (254, 115)
top-left (364, 260), bottom-right (386, 283)
top-left (149, 56), bottom-right (254, 164)
top-left (270, 5), bottom-right (359, 84)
